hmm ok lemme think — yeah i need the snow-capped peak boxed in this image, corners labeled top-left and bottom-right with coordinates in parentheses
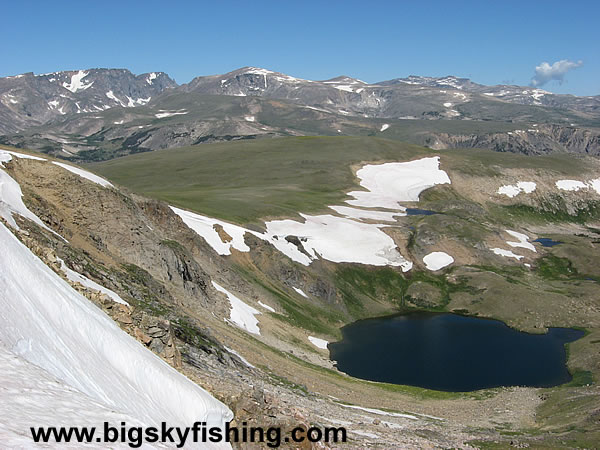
top-left (146, 72), bottom-right (158, 84)
top-left (62, 70), bottom-right (94, 93)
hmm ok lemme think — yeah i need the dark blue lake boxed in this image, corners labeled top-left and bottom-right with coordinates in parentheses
top-left (534, 238), bottom-right (562, 247)
top-left (328, 312), bottom-right (583, 392)
top-left (406, 208), bottom-right (437, 216)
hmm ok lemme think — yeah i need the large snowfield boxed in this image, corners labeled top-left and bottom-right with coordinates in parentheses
top-left (0, 152), bottom-right (233, 448)
top-left (346, 156), bottom-right (451, 208)
top-left (0, 222), bottom-right (233, 447)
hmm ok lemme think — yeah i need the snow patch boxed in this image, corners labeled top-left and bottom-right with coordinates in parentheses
top-left (212, 281), bottom-right (261, 335)
top-left (105, 90), bottom-right (125, 106)
top-left (243, 67), bottom-right (310, 84)
top-left (380, 123), bottom-right (390, 132)
top-left (63, 70), bottom-right (93, 93)
top-left (556, 180), bottom-right (587, 191)
top-left (244, 115), bottom-right (255, 122)
top-left (0, 149), bottom-right (46, 164)
top-left (505, 230), bottom-right (536, 252)
top-left (308, 336), bottom-right (329, 349)
top-left (346, 156), bottom-right (451, 208)
top-left (293, 287), bottom-right (308, 298)
top-left (492, 248), bottom-right (524, 260)
top-left (170, 207), bottom-right (251, 255)
top-left (224, 346), bottom-right (255, 369)
top-left (498, 181), bottom-right (536, 198)
top-left (587, 178), bottom-right (600, 194)
top-left (155, 109), bottom-right (188, 118)
top-left (146, 72), bottom-right (158, 84)
top-left (257, 301), bottom-right (275, 312)
top-left (333, 85), bottom-right (355, 93)
top-left (264, 214), bottom-right (413, 270)
top-left (0, 169), bottom-right (57, 233)
top-left (52, 162), bottom-right (113, 188)
top-left (304, 105), bottom-right (330, 113)
top-left (423, 252), bottom-right (454, 271)
top-left (352, 431), bottom-right (380, 439)
top-left (338, 403), bottom-right (418, 419)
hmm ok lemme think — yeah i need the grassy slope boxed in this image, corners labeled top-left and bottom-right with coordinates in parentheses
top-left (94, 136), bottom-right (433, 223)
top-left (93, 136), bottom-right (591, 225)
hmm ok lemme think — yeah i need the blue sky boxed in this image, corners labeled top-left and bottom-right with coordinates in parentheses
top-left (2, 0), bottom-right (598, 95)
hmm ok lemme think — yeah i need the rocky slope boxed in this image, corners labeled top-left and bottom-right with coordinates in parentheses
top-left (0, 69), bottom-right (175, 134)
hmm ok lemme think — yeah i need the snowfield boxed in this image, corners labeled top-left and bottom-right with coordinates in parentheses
top-left (146, 72), bottom-right (158, 84)
top-left (0, 149), bottom-right (47, 164)
top-left (172, 207), bottom-right (413, 269)
top-left (346, 157), bottom-right (451, 208)
top-left (423, 252), bottom-right (454, 271)
top-left (264, 214), bottom-right (413, 270)
top-left (497, 181), bottom-right (536, 198)
top-left (257, 301), bottom-right (276, 312)
top-left (52, 162), bottom-right (114, 188)
top-left (155, 110), bottom-right (188, 118)
top-left (293, 287), bottom-right (309, 298)
top-left (556, 180), bottom-right (587, 191)
top-left (0, 222), bottom-right (233, 445)
top-left (0, 343), bottom-right (147, 449)
top-left (211, 281), bottom-right (261, 335)
top-left (554, 178), bottom-right (600, 194)
top-left (492, 248), bottom-right (524, 260)
top-left (308, 336), bottom-right (329, 349)
top-left (505, 230), bottom-right (536, 252)
top-left (588, 178), bottom-right (600, 194)
top-left (170, 207), bottom-right (252, 255)
top-left (63, 70), bottom-right (93, 93)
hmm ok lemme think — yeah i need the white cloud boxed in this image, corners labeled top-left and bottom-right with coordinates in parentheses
top-left (530, 59), bottom-right (583, 87)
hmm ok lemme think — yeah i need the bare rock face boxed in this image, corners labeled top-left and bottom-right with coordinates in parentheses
top-left (427, 124), bottom-right (600, 156)
top-left (0, 69), bottom-right (176, 134)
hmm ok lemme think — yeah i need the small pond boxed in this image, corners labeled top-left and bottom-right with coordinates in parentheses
top-left (405, 208), bottom-right (437, 216)
top-left (328, 312), bottom-right (583, 392)
top-left (534, 238), bottom-right (562, 247)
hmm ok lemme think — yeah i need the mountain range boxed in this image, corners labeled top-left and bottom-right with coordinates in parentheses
top-left (1, 67), bottom-right (599, 161)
